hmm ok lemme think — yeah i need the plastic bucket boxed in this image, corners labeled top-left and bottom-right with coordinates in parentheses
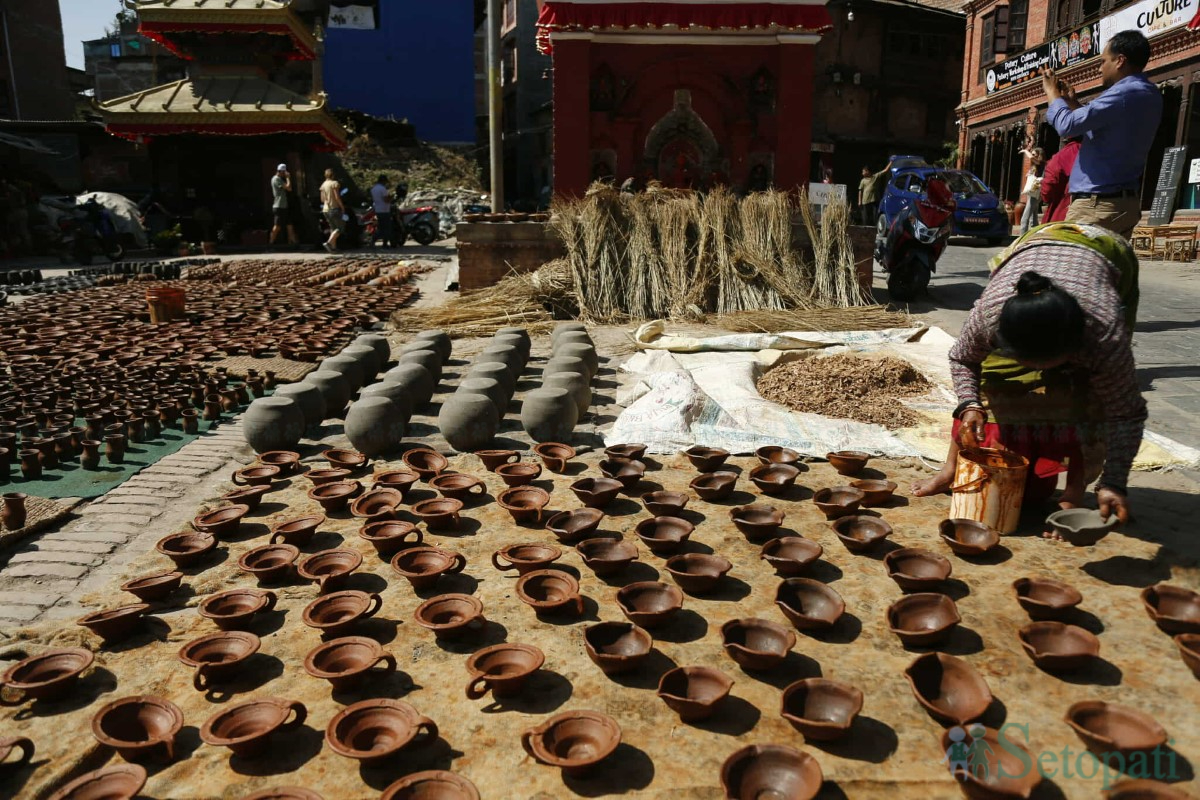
top-left (949, 446), bottom-right (1029, 534)
top-left (146, 286), bottom-right (186, 323)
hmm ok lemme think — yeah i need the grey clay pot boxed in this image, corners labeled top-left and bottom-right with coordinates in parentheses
top-left (398, 348), bottom-right (443, 383)
top-left (355, 333), bottom-right (392, 367)
top-left (553, 343), bottom-right (598, 378)
top-left (439, 393), bottom-right (499, 452)
top-left (273, 382), bottom-right (327, 430)
top-left (413, 330), bottom-right (452, 361)
top-left (475, 345), bottom-right (524, 378)
top-left (552, 322), bottom-right (588, 343)
top-left (521, 387), bottom-right (579, 443)
top-left (383, 364), bottom-right (435, 407)
top-left (458, 377), bottom-right (508, 412)
top-left (467, 362), bottom-right (515, 400)
top-left (243, 397), bottom-right (305, 454)
top-left (492, 333), bottom-right (530, 359)
top-left (342, 344), bottom-right (383, 382)
top-left (319, 355), bottom-right (366, 391)
top-left (553, 331), bottom-right (594, 351)
top-left (345, 396), bottom-right (406, 457)
top-left (359, 381), bottom-right (415, 421)
top-left (543, 356), bottom-right (588, 380)
top-left (303, 370), bottom-right (352, 417)
top-left (543, 371), bottom-right (590, 418)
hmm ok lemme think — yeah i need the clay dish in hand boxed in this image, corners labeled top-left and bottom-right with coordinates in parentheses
top-left (1018, 621), bottom-right (1101, 672)
top-left (121, 570), bottom-right (183, 602)
top-left (904, 652), bottom-right (992, 726)
top-left (887, 593), bottom-right (961, 647)
top-left (605, 443), bottom-right (647, 461)
top-left (522, 710), bottom-right (621, 777)
top-left (496, 462), bottom-right (542, 487)
top-left (940, 518), bottom-right (1001, 556)
top-left (721, 618), bottom-right (796, 671)
top-left (91, 695), bottom-right (183, 763)
top-left (496, 486), bottom-right (550, 524)
top-left (760, 537), bottom-right (823, 577)
top-left (1013, 577), bottom-right (1083, 621)
top-left (414, 594), bottom-right (485, 640)
top-left (939, 726), bottom-right (1041, 800)
top-left (730, 504), bottom-right (785, 542)
top-left (756, 446), bottom-right (801, 466)
top-left (642, 490), bottom-right (689, 517)
top-left (46, 764), bottom-right (147, 800)
top-left (576, 537), bottom-right (638, 576)
top-left (533, 442), bottom-right (576, 473)
top-left (1141, 583), bottom-right (1200, 635)
top-left (546, 507), bottom-right (605, 544)
top-left (635, 516), bottom-right (695, 556)
top-left (516, 570), bottom-right (583, 616)
top-left (570, 477), bottom-right (623, 509)
top-left (885, 548), bottom-right (952, 592)
top-left (831, 515), bottom-right (893, 553)
top-left (850, 479), bottom-right (898, 507)
top-left (178, 631), bottom-right (261, 691)
top-left (813, 487), bottom-right (864, 520)
top-left (657, 666), bottom-right (734, 723)
top-left (720, 745), bottom-right (823, 800)
top-left (1065, 700), bottom-right (1168, 755)
top-left (583, 621), bottom-right (652, 675)
top-left (0, 647), bottom-right (94, 705)
top-left (775, 578), bottom-right (844, 631)
top-left (380, 771), bottom-right (480, 800)
top-left (616, 581), bottom-right (684, 628)
top-left (683, 446), bottom-right (730, 472)
top-left (826, 450), bottom-right (870, 476)
top-left (465, 643), bottom-right (544, 699)
top-left (665, 554), bottom-right (732, 594)
top-left (1045, 507), bottom-right (1120, 546)
top-left (269, 514), bottom-right (324, 547)
top-left (493, 543), bottom-right (562, 574)
top-left (77, 604), bottom-right (149, 643)
top-left (780, 678), bottom-right (864, 741)
top-left (749, 463), bottom-right (801, 496)
top-left (689, 471), bottom-right (738, 501)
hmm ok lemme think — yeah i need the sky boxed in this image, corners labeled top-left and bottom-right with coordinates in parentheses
top-left (59, 0), bottom-right (124, 69)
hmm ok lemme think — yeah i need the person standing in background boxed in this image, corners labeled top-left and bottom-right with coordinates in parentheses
top-left (370, 175), bottom-right (393, 248)
top-left (269, 163), bottom-right (297, 247)
top-left (319, 169), bottom-right (346, 253)
top-left (858, 166), bottom-right (879, 226)
top-left (1040, 138), bottom-right (1082, 224)
top-left (1019, 148), bottom-right (1046, 234)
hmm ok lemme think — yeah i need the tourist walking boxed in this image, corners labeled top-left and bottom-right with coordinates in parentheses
top-left (319, 169), bottom-right (346, 253)
top-left (269, 163), bottom-right (297, 247)
top-left (1018, 148), bottom-right (1045, 235)
top-left (1039, 138), bottom-right (1081, 224)
top-left (370, 175), bottom-right (393, 248)
top-left (859, 161), bottom-right (893, 226)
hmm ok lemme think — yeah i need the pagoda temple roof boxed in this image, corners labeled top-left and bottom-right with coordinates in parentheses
top-left (96, 75), bottom-right (347, 149)
top-left (131, 0), bottom-right (318, 60)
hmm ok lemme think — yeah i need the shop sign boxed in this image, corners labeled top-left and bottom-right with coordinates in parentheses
top-left (985, 22), bottom-right (1101, 95)
top-left (1099, 0), bottom-right (1194, 44)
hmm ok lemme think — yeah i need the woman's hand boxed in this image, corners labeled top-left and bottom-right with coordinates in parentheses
top-left (1097, 486), bottom-right (1131, 524)
top-left (957, 408), bottom-right (986, 449)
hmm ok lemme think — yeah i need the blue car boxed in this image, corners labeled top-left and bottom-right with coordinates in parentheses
top-left (877, 165), bottom-right (1010, 245)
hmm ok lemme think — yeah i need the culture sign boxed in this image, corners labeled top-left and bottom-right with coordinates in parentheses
top-left (985, 22), bottom-right (1101, 95)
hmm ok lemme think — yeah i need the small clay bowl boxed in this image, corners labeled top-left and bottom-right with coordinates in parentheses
top-left (46, 764), bottom-right (147, 800)
top-left (269, 514), bottom-right (325, 547)
top-left (885, 548), bottom-right (952, 592)
top-left (178, 631), bottom-right (261, 691)
top-left (1141, 583), bottom-right (1200, 635)
top-left (199, 589), bottom-right (276, 631)
top-left (302, 590), bottom-right (383, 637)
top-left (813, 487), bottom-right (865, 520)
top-left (414, 594), bottom-right (485, 639)
top-left (307, 481), bottom-right (362, 513)
top-left (477, 449), bottom-right (520, 471)
top-left (326, 698), bottom-right (437, 766)
top-left (0, 647), bottom-right (94, 705)
top-left (304, 636), bottom-right (397, 691)
top-left (516, 570), bottom-right (584, 616)
top-left (721, 745), bottom-right (823, 800)
top-left (642, 490), bottom-right (689, 517)
top-left (192, 504), bottom-right (250, 539)
top-left (546, 507), bottom-right (605, 544)
top-left (307, 468), bottom-right (352, 486)
top-left (776, 579), bottom-right (844, 631)
top-left (756, 446), bottom-right (801, 466)
top-left (904, 652), bottom-right (993, 726)
top-left (496, 462), bottom-right (542, 487)
top-left (721, 618), bottom-right (796, 671)
top-left (258, 450), bottom-right (301, 475)
top-left (583, 621), bottom-right (653, 675)
top-left (232, 465), bottom-right (281, 487)
top-left (121, 570), bottom-right (183, 602)
top-left (887, 593), bottom-right (962, 647)
top-left (939, 726), bottom-right (1042, 800)
top-left (359, 520), bottom-right (423, 558)
top-left (493, 543), bottom-right (562, 574)
top-left (298, 549), bottom-right (363, 594)
top-left (465, 643), bottom-right (545, 699)
top-left (533, 442), bottom-right (576, 473)
top-left (665, 554), bottom-right (732, 594)
top-left (91, 695), bottom-right (183, 763)
top-left (656, 666), bottom-right (733, 723)
top-left (411, 498), bottom-right (465, 531)
top-left (1045, 507), bottom-right (1120, 546)
top-left (522, 710), bottom-right (621, 778)
top-left (1013, 577), bottom-right (1083, 621)
top-left (616, 581), bottom-right (684, 628)
top-left (391, 546), bottom-right (467, 591)
top-left (689, 471), bottom-right (737, 501)
top-left (1065, 701), bottom-right (1168, 755)
top-left (381, 771), bottom-right (480, 800)
top-left (239, 544), bottom-right (300, 584)
top-left (781, 678), bottom-right (864, 741)
top-left (496, 486), bottom-right (550, 524)
top-left (156, 530), bottom-right (217, 568)
top-left (325, 448), bottom-right (368, 470)
top-left (749, 463), bottom-right (801, 496)
top-left (77, 604), bottom-right (149, 642)
top-left (429, 474), bottom-right (487, 502)
top-left (605, 443), bottom-right (647, 461)
top-left (940, 518), bottom-right (1001, 556)
top-left (1106, 780), bottom-right (1192, 800)
top-left (635, 516), bottom-right (695, 555)
top-left (570, 477), bottom-right (624, 509)
top-left (826, 450), bottom-right (870, 476)
top-left (402, 448), bottom-right (448, 480)
top-left (599, 457), bottom-right (645, 490)
top-left (683, 445), bottom-right (729, 472)
top-left (730, 504), bottom-right (785, 542)
top-left (831, 515), bottom-right (893, 553)
top-left (372, 470), bottom-right (420, 498)
top-left (348, 488), bottom-right (404, 521)
top-left (200, 697), bottom-right (307, 758)
top-left (1019, 621), bottom-right (1101, 671)
top-left (850, 479), bottom-right (898, 507)
top-left (222, 485), bottom-right (271, 511)
top-left (576, 537), bottom-right (638, 576)
top-left (760, 537), bottom-right (823, 577)
top-left (1176, 633), bottom-right (1200, 679)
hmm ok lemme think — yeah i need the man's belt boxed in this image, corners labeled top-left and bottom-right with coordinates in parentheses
top-left (1070, 189), bottom-right (1139, 200)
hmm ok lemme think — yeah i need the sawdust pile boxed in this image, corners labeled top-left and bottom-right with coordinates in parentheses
top-left (757, 354), bottom-right (932, 428)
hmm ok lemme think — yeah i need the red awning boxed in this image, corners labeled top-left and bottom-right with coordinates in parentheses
top-left (106, 122), bottom-right (345, 150)
top-left (536, 1), bottom-right (833, 52)
top-left (139, 20), bottom-right (317, 60)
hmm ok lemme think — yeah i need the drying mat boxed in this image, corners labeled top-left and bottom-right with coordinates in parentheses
top-left (0, 495), bottom-right (76, 551)
top-left (212, 355), bottom-right (317, 383)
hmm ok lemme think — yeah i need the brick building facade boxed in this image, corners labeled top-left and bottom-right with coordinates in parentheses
top-left (0, 0), bottom-right (75, 121)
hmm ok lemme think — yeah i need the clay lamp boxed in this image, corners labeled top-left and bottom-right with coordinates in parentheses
top-left (1065, 701), bottom-right (1168, 755)
top-left (302, 591), bottom-right (384, 637)
top-left (325, 698), bottom-right (437, 766)
top-left (656, 666), bottom-right (733, 723)
top-left (1105, 781), bottom-right (1193, 800)
top-left (780, 678), bottom-right (864, 741)
top-left (851, 476), bottom-right (899, 504)
top-left (904, 652), bottom-right (993, 726)
top-left (298, 549), bottom-right (363, 594)
top-left (304, 636), bottom-right (397, 692)
top-left (721, 745), bottom-right (823, 800)
top-left (121, 570), bottom-right (183, 602)
top-left (380, 771), bottom-right (480, 800)
top-left (533, 442), bottom-right (575, 473)
top-left (583, 621), bottom-right (653, 675)
top-left (308, 468), bottom-right (352, 487)
top-left (200, 698), bottom-right (308, 758)
top-left (1018, 621), bottom-right (1101, 671)
top-left (1141, 583), bottom-right (1200, 635)
top-left (198, 589), bottom-right (277, 631)
top-left (516, 570), bottom-right (584, 616)
top-left (749, 463), bottom-right (802, 497)
top-left (522, 710), bottom-right (621, 778)
top-left (831, 515), bottom-right (893, 553)
top-left (1013, 577), bottom-right (1083, 621)
top-left (402, 448), bottom-right (448, 480)
top-left (616, 581), bottom-right (684, 628)
top-left (812, 487), bottom-right (865, 520)
top-left (155, 531), bottom-right (217, 568)
top-left (576, 537), bottom-right (638, 576)
top-left (775, 579), bottom-right (845, 632)
top-left (222, 485), bottom-right (271, 511)
top-left (231, 465), bottom-right (281, 487)
top-left (257, 450), bottom-right (301, 476)
top-left (349, 488), bottom-right (404, 521)
top-left (465, 643), bottom-right (544, 699)
top-left (885, 548), bottom-right (952, 592)
top-left (760, 537), bottom-right (823, 577)
top-left (604, 443), bottom-right (647, 461)
top-left (730, 504), bottom-right (785, 542)
top-left (242, 788), bottom-right (325, 800)
top-left (826, 450), bottom-right (870, 476)
top-left (269, 514), bottom-right (325, 547)
top-left (411, 498), bottom-right (465, 531)
top-left (665, 554), bottom-right (732, 594)
top-left (238, 544), bottom-right (300, 585)
top-left (599, 457), bottom-right (645, 490)
top-left (938, 726), bottom-right (1042, 800)
top-left (192, 504), bottom-right (250, 539)
top-left (689, 471), bottom-right (738, 502)
top-left (413, 594), bottom-right (486, 640)
top-left (307, 481), bottom-right (363, 513)
top-left (642, 491), bottom-right (689, 517)
top-left (721, 618), bottom-right (796, 671)
top-left (476, 449), bottom-right (520, 472)
top-left (683, 445), bottom-right (730, 472)
top-left (326, 448), bottom-right (369, 471)
top-left (44, 764), bottom-right (147, 800)
top-left (632, 516), bottom-right (693, 556)
top-left (372, 470), bottom-right (420, 498)
top-left (0, 647), bottom-right (94, 705)
top-left (91, 695), bottom-right (183, 763)
top-left (756, 446), bottom-right (801, 466)
top-left (1045, 507), bottom-right (1121, 546)
top-left (429, 474), bottom-right (487, 502)
top-left (77, 604), bottom-right (150, 643)
top-left (570, 477), bottom-right (623, 509)
top-left (178, 631), bottom-right (261, 691)
top-left (391, 546), bottom-right (467, 591)
top-left (496, 462), bottom-right (542, 487)
top-left (1176, 633), bottom-right (1200, 679)
top-left (493, 543), bottom-right (562, 574)
top-left (359, 520), bottom-right (423, 558)
top-left (887, 593), bottom-right (962, 647)
top-left (940, 518), bottom-right (1001, 556)
top-left (496, 486), bottom-right (550, 524)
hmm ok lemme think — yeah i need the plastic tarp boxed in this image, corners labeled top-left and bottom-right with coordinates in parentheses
top-left (77, 191), bottom-right (149, 249)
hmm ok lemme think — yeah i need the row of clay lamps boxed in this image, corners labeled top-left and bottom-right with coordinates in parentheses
top-left (186, 258), bottom-right (422, 290)
top-left (519, 322), bottom-right (597, 445)
top-left (437, 327), bottom-right (530, 452)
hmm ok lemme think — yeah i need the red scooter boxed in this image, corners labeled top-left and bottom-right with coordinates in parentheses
top-left (875, 177), bottom-right (955, 301)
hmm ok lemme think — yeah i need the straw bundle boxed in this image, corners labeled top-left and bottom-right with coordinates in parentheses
top-left (716, 306), bottom-right (914, 333)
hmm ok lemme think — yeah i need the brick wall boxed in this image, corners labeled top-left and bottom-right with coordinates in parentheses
top-left (456, 222), bottom-right (566, 290)
top-left (0, 0), bottom-right (74, 120)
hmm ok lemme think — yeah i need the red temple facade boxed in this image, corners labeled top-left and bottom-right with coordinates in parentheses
top-left (536, 0), bottom-right (833, 197)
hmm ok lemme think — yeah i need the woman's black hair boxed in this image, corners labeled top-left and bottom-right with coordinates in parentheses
top-left (995, 272), bottom-right (1086, 363)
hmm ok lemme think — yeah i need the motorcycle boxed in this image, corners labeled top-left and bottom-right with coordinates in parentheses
top-left (360, 205), bottom-right (440, 247)
top-left (874, 177), bottom-right (954, 301)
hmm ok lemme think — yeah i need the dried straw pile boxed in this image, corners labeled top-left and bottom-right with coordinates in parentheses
top-left (757, 354), bottom-right (932, 428)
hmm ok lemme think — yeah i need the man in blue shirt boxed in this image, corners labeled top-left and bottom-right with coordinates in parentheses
top-left (1041, 30), bottom-right (1162, 239)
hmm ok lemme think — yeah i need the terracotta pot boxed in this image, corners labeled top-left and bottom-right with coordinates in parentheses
top-left (428, 473), bottom-right (487, 503)
top-left (850, 478), bottom-right (898, 507)
top-left (599, 457), bottom-right (645, 490)
top-left (391, 546), bottom-right (467, 590)
top-left (576, 537), bottom-right (637, 575)
top-left (1141, 583), bottom-right (1200, 635)
top-left (465, 643), bottom-right (544, 699)
top-left (121, 570), bottom-right (183, 602)
top-left (349, 488), bottom-right (404, 521)
top-left (516, 569), bottom-right (583, 616)
top-left (79, 439), bottom-right (101, 470)
top-left (0, 736), bottom-right (34, 767)
top-left (496, 486), bottom-right (550, 524)
top-left (657, 666), bottom-right (733, 722)
top-left (533, 442), bottom-right (575, 473)
top-left (0, 647), bottom-right (94, 706)
top-left (1018, 621), bottom-right (1101, 672)
top-left (380, 771), bottom-right (480, 800)
top-left (496, 462), bottom-right (541, 487)
top-left (91, 695), bottom-right (183, 763)
top-left (307, 481), bottom-right (363, 513)
top-left (939, 726), bottom-right (1042, 799)
top-left (683, 446), bottom-right (729, 472)
top-left (887, 593), bottom-right (962, 647)
top-left (583, 621), bottom-right (652, 675)
top-left (302, 590), bottom-right (384, 637)
top-left (193, 504), bottom-right (250, 539)
top-left (749, 463), bottom-right (801, 496)
top-left (776, 578), bottom-right (844, 631)
top-left (813, 487), bottom-right (865, 519)
top-left (665, 554), bottom-right (732, 594)
top-left (77, 604), bottom-right (149, 642)
top-left (721, 618), bottom-right (796, 671)
top-left (1106, 780), bottom-right (1192, 800)
top-left (203, 395), bottom-right (223, 421)
top-left (239, 544), bottom-right (300, 584)
top-left (222, 485), bottom-right (271, 511)
top-left (760, 537), bottom-right (823, 577)
top-left (413, 593), bottom-right (485, 639)
top-left (635, 516), bottom-right (694, 556)
top-left (257, 450), bottom-right (302, 476)
top-left (730, 504), bottom-right (785, 542)
top-left (2, 492), bottom-right (26, 530)
top-left (240, 788), bottom-right (323, 800)
top-left (1173, 633), bottom-right (1200, 679)
top-left (372, 470), bottom-right (420, 498)
top-left (298, 549), bottom-right (363, 594)
top-left (616, 581), bottom-right (683, 628)
top-left (359, 520), bottom-right (423, 557)
top-left (155, 531), bottom-right (217, 568)
top-left (522, 710), bottom-right (620, 777)
top-left (325, 698), bottom-right (437, 765)
top-left (198, 589), bottom-right (277, 631)
top-left (308, 468), bottom-right (352, 486)
top-left (402, 448), bottom-right (448, 480)
top-left (45, 764), bottom-right (147, 800)
top-left (345, 396), bottom-right (406, 458)
top-left (104, 433), bottom-right (126, 465)
top-left (1013, 577), bottom-right (1083, 621)
top-left (439, 393), bottom-right (499, 453)
top-left (178, 631), bottom-right (261, 690)
top-left (493, 543), bottom-right (562, 574)
top-left (232, 465), bottom-right (280, 487)
top-left (411, 498), bottom-right (464, 531)
top-left (569, 477), bottom-right (623, 509)
top-left (18, 449), bottom-right (40, 479)
top-left (476, 449), bottom-right (519, 472)
top-left (1065, 701), bottom-right (1168, 755)
top-left (642, 491), bottom-right (689, 517)
top-left (780, 678), bottom-right (863, 741)
top-left (826, 450), bottom-right (870, 476)
top-left (831, 515), bottom-right (893, 552)
top-left (721, 745), bottom-right (823, 800)
top-left (940, 519), bottom-right (1001, 556)
top-left (200, 698), bottom-right (307, 758)
top-left (304, 636), bottom-right (397, 691)
top-left (904, 652), bottom-right (993, 726)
